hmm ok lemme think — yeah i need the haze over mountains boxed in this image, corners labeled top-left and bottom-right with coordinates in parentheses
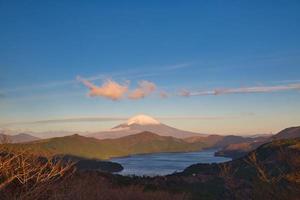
top-left (3, 114), bottom-right (289, 141)
top-left (0, 132), bottom-right (40, 143)
top-left (2, 114), bottom-right (299, 162)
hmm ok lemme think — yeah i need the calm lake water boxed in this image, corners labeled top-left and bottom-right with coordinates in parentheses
top-left (111, 149), bottom-right (231, 176)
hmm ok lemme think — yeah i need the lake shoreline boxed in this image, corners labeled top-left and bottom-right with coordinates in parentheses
top-left (111, 148), bottom-right (231, 176)
top-left (109, 147), bottom-right (225, 160)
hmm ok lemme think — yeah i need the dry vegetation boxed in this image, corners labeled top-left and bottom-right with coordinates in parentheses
top-left (0, 135), bottom-right (75, 200)
top-left (1, 134), bottom-right (300, 200)
top-left (0, 135), bottom-right (186, 200)
top-left (49, 172), bottom-right (187, 200)
top-left (244, 152), bottom-right (270, 182)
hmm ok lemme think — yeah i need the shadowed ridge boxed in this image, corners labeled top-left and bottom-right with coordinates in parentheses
top-left (273, 126), bottom-right (300, 139)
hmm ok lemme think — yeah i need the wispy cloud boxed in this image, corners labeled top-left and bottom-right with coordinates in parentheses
top-left (179, 83), bottom-right (300, 97)
top-left (2, 114), bottom-right (244, 127)
top-left (158, 116), bottom-right (229, 120)
top-left (272, 79), bottom-right (300, 84)
top-left (83, 63), bottom-right (194, 81)
top-left (160, 63), bottom-right (193, 70)
top-left (23, 117), bottom-right (127, 124)
top-left (1, 80), bottom-right (76, 93)
top-left (78, 78), bottom-right (300, 101)
top-left (159, 91), bottom-right (169, 98)
top-left (1, 62), bottom-right (192, 96)
top-left (0, 116), bottom-right (127, 128)
top-left (179, 89), bottom-right (191, 97)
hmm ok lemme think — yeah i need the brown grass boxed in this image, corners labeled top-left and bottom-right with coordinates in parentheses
top-left (0, 137), bottom-right (75, 200)
top-left (50, 172), bottom-right (188, 200)
top-left (0, 135), bottom-right (186, 200)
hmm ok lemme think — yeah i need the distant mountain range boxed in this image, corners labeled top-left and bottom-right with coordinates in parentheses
top-left (88, 114), bottom-right (204, 139)
top-left (3, 132), bottom-right (208, 160)
top-left (0, 133), bottom-right (40, 143)
top-left (215, 126), bottom-right (300, 158)
top-left (1, 115), bottom-right (275, 142)
top-left (272, 126), bottom-right (300, 140)
top-left (2, 114), bottom-right (298, 163)
top-left (2, 130), bottom-right (277, 160)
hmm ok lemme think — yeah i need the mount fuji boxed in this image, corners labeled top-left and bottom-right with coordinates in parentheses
top-left (87, 114), bottom-right (205, 139)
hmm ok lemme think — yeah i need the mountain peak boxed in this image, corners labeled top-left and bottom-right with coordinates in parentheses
top-left (92, 114), bottom-right (203, 139)
top-left (126, 114), bottom-right (160, 125)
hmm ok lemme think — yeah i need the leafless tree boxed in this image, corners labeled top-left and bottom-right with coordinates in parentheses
top-left (0, 141), bottom-right (75, 199)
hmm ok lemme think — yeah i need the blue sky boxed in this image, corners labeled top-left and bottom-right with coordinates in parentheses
top-left (1, 0), bottom-right (300, 135)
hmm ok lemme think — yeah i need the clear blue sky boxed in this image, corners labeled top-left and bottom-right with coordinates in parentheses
top-left (1, 0), bottom-right (300, 135)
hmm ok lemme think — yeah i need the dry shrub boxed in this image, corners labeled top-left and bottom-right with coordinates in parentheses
top-left (0, 137), bottom-right (186, 200)
top-left (0, 143), bottom-right (75, 200)
top-left (50, 172), bottom-right (188, 200)
top-left (218, 163), bottom-right (238, 178)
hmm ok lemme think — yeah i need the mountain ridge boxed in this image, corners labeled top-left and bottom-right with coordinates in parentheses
top-left (0, 133), bottom-right (40, 143)
top-left (215, 126), bottom-right (300, 158)
top-left (1, 131), bottom-right (207, 160)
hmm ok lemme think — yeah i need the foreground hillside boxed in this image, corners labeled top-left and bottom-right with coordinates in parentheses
top-left (1, 136), bottom-right (299, 200)
top-left (2, 132), bottom-right (207, 160)
top-left (174, 138), bottom-right (300, 199)
top-left (118, 137), bottom-right (300, 199)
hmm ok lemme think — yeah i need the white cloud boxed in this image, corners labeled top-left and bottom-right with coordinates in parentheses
top-left (77, 76), bottom-right (128, 100)
top-left (78, 77), bottom-right (156, 101)
top-left (128, 80), bottom-right (156, 100)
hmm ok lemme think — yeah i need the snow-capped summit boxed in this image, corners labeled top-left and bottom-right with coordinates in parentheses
top-left (126, 114), bottom-right (160, 125)
top-left (88, 114), bottom-right (205, 139)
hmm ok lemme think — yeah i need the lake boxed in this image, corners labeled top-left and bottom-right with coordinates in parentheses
top-left (111, 148), bottom-right (231, 176)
